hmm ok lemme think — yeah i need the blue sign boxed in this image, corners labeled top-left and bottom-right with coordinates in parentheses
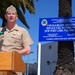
top-left (39, 17), bottom-right (75, 41)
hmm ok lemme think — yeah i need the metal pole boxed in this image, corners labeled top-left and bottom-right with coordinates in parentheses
top-left (27, 55), bottom-right (29, 75)
top-left (27, 51), bottom-right (34, 75)
top-left (37, 42), bottom-right (41, 75)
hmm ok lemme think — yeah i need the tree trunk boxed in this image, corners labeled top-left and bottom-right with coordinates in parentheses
top-left (54, 0), bottom-right (75, 75)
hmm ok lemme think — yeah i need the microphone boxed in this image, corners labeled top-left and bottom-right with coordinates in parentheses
top-left (0, 27), bottom-right (6, 35)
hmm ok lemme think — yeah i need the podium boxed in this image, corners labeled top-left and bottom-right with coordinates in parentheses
top-left (0, 51), bottom-right (26, 75)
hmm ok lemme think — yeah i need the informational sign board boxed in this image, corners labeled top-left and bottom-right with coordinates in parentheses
top-left (39, 17), bottom-right (75, 41)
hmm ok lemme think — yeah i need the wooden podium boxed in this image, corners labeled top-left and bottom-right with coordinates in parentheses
top-left (0, 51), bottom-right (26, 75)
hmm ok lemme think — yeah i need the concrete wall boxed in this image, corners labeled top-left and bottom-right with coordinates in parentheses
top-left (38, 42), bottom-right (58, 75)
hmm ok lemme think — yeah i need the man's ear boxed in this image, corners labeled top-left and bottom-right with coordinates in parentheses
top-left (16, 14), bottom-right (18, 20)
top-left (4, 14), bottom-right (7, 19)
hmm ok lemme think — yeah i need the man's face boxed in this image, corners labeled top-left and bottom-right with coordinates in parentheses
top-left (5, 11), bottom-right (18, 23)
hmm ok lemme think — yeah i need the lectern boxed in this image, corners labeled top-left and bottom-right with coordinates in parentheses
top-left (0, 51), bottom-right (26, 75)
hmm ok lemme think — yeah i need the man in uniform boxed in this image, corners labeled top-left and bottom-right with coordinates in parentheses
top-left (0, 5), bottom-right (34, 75)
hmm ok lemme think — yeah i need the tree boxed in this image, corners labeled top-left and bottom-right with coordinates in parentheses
top-left (54, 0), bottom-right (75, 75)
top-left (0, 0), bottom-right (35, 29)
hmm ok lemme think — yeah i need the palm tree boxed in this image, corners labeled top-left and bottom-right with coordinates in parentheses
top-left (0, 0), bottom-right (35, 29)
top-left (54, 0), bottom-right (75, 75)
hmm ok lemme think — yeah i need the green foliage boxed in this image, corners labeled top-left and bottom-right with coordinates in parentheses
top-left (0, 0), bottom-right (35, 29)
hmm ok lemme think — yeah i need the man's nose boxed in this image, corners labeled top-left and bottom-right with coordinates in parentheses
top-left (10, 14), bottom-right (13, 16)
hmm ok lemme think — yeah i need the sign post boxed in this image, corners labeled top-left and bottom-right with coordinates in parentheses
top-left (37, 43), bottom-right (41, 75)
top-left (39, 17), bottom-right (75, 42)
top-left (38, 17), bottom-right (75, 75)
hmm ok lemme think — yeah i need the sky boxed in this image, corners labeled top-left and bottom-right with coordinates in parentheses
top-left (22, 0), bottom-right (58, 63)
top-left (0, 0), bottom-right (75, 63)
top-left (22, 0), bottom-right (75, 63)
